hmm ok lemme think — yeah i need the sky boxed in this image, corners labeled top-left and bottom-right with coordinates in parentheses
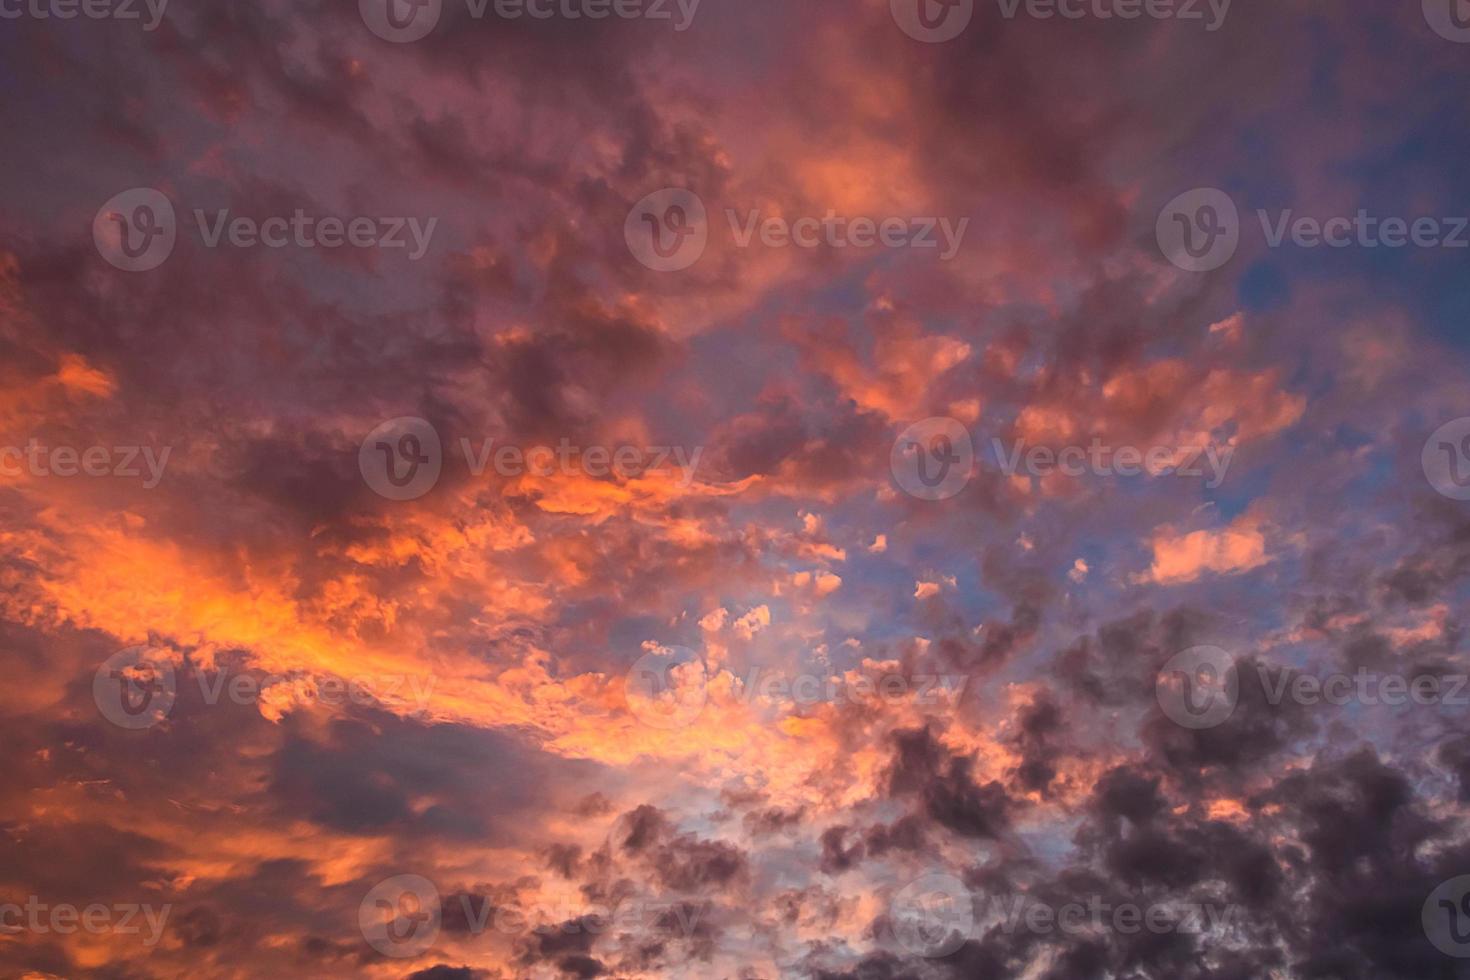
top-left (2, 0), bottom-right (1470, 977)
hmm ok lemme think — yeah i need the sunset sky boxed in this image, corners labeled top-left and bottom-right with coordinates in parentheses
top-left (3, 1), bottom-right (1470, 977)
